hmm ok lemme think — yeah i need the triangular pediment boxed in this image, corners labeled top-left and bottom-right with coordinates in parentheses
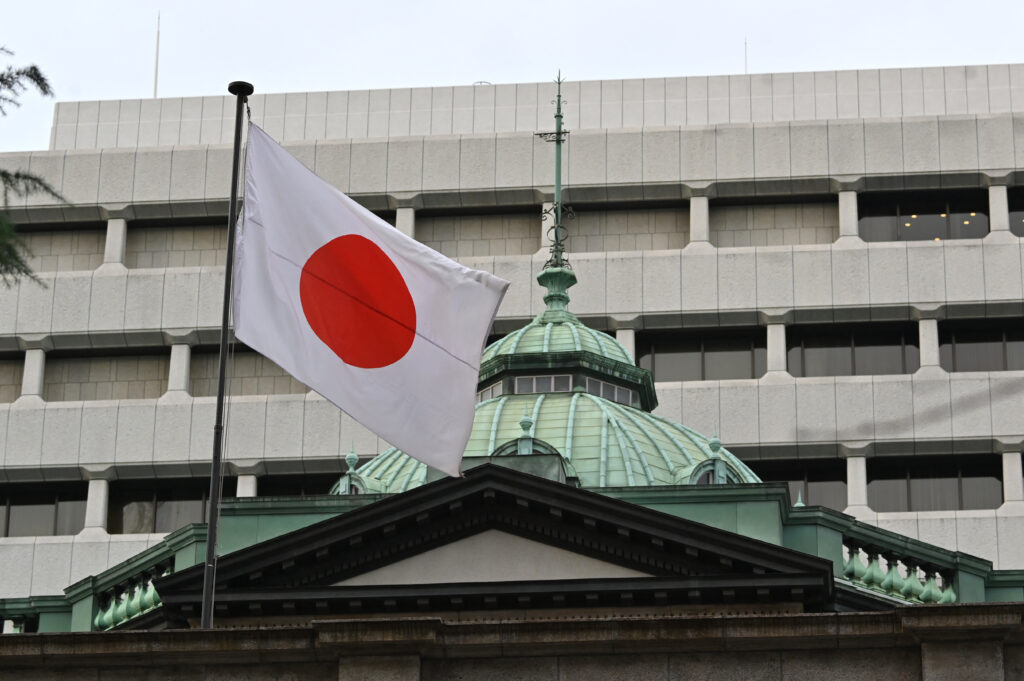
top-left (154, 465), bottom-right (842, 625)
top-left (334, 529), bottom-right (653, 586)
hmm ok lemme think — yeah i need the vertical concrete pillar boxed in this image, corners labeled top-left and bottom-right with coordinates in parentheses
top-left (918, 319), bottom-right (941, 368)
top-left (689, 196), bottom-right (710, 243)
top-left (846, 456), bottom-right (869, 508)
top-left (989, 185), bottom-right (1010, 233)
top-left (20, 348), bottom-right (46, 398)
top-left (616, 328), bottom-right (636, 363)
top-left (83, 479), bottom-right (110, 531)
top-left (167, 344), bottom-right (192, 393)
top-left (236, 474), bottom-right (258, 498)
top-left (103, 217), bottom-right (128, 265)
top-left (1002, 452), bottom-right (1024, 504)
top-left (838, 191), bottom-right (859, 239)
top-left (766, 324), bottom-right (787, 373)
top-left (396, 207), bottom-right (416, 240)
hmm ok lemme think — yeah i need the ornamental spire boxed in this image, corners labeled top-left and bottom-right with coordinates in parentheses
top-left (538, 71), bottom-right (571, 270)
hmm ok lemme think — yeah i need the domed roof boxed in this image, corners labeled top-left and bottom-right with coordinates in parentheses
top-left (345, 391), bottom-right (760, 494)
top-left (482, 268), bottom-right (632, 365)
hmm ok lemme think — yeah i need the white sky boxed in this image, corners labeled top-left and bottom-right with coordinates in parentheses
top-left (2, 0), bottom-right (1022, 153)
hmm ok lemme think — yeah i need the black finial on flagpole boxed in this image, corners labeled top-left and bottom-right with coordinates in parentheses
top-left (201, 80), bottom-right (253, 630)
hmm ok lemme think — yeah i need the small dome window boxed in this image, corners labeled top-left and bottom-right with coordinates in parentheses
top-left (514, 375), bottom-right (572, 394)
top-left (477, 381), bottom-right (505, 402)
top-left (585, 377), bottom-right (636, 406)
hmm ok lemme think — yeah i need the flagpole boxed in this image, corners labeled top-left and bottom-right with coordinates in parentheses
top-left (201, 79), bottom-right (253, 630)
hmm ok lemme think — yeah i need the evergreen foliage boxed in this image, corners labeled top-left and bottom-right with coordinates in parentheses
top-left (1, 46), bottom-right (64, 286)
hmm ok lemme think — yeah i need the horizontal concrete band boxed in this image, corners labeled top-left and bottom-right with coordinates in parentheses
top-left (50, 64), bottom-right (1024, 150)
top-left (4, 113), bottom-right (1024, 222)
top-left (2, 240), bottom-right (1023, 350)
top-left (1, 371), bottom-right (1021, 483)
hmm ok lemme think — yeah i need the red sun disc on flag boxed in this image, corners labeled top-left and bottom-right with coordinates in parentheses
top-left (299, 234), bottom-right (417, 369)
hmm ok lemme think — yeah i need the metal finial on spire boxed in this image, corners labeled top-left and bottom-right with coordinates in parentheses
top-left (537, 71), bottom-right (571, 270)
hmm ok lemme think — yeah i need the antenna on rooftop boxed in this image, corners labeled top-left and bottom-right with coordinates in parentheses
top-left (153, 12), bottom-right (161, 98)
top-left (536, 71), bottom-right (573, 270)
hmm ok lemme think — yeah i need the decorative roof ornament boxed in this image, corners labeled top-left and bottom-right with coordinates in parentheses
top-left (537, 71), bottom-right (572, 271)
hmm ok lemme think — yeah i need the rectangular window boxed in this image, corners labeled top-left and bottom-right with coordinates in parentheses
top-left (747, 459), bottom-right (847, 511)
top-left (858, 190), bottom-right (989, 242)
top-left (107, 478), bottom-right (236, 534)
top-left (636, 328), bottom-right (766, 381)
top-left (867, 455), bottom-right (1002, 512)
top-left (0, 482), bottom-right (88, 537)
top-left (1010, 187), bottom-right (1024, 237)
top-left (788, 323), bottom-right (919, 377)
top-left (939, 319), bottom-right (1024, 372)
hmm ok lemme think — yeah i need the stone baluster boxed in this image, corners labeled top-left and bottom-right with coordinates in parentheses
top-left (879, 553), bottom-right (904, 597)
top-left (900, 561), bottom-right (925, 602)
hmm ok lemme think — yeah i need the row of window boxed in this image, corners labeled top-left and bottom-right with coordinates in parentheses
top-left (750, 455), bottom-right (1004, 513)
top-left (636, 319), bottom-right (1024, 382)
top-left (0, 456), bottom-right (1006, 538)
top-left (477, 374), bottom-right (638, 406)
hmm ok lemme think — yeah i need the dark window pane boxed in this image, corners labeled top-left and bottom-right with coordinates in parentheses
top-left (787, 345), bottom-right (803, 377)
top-left (859, 215), bottom-right (898, 241)
top-left (753, 346), bottom-right (767, 378)
top-left (948, 210), bottom-right (988, 239)
top-left (953, 331), bottom-right (1004, 371)
top-left (535, 376), bottom-right (552, 393)
top-left (961, 476), bottom-right (1003, 510)
top-left (7, 503), bottom-right (53, 536)
top-left (55, 499), bottom-right (87, 535)
top-left (910, 476), bottom-right (959, 512)
top-left (867, 479), bottom-right (908, 512)
top-left (0, 504), bottom-right (6, 538)
top-left (803, 334), bottom-right (852, 377)
top-left (903, 343), bottom-right (920, 372)
top-left (1007, 329), bottom-right (1024, 371)
top-left (515, 377), bottom-right (532, 393)
top-left (900, 213), bottom-right (946, 241)
top-left (601, 381), bottom-right (616, 400)
top-left (258, 474), bottom-right (343, 496)
top-left (656, 339), bottom-right (702, 381)
top-left (807, 480), bottom-right (847, 509)
top-left (155, 499), bottom-right (204, 533)
top-left (854, 336), bottom-right (905, 375)
top-left (939, 335), bottom-right (954, 371)
top-left (704, 340), bottom-right (754, 380)
top-left (553, 375), bottom-right (571, 392)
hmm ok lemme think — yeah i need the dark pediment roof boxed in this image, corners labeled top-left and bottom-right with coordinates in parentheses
top-left (154, 464), bottom-right (869, 624)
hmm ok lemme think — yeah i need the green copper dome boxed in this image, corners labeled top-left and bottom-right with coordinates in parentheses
top-left (336, 264), bottom-right (760, 495)
top-left (342, 390), bottom-right (760, 493)
top-left (483, 268), bottom-right (632, 365)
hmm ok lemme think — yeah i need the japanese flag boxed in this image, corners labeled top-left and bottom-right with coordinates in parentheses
top-left (233, 125), bottom-right (509, 477)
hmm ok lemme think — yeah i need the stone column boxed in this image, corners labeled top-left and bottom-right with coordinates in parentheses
top-left (845, 455), bottom-right (871, 516)
top-left (616, 328), bottom-right (636, 363)
top-left (166, 344), bottom-right (192, 394)
top-left (19, 348), bottom-right (46, 400)
top-left (83, 479), bottom-right (110, 531)
top-left (837, 190), bottom-right (859, 240)
top-left (396, 207), bottom-right (416, 240)
top-left (236, 474), bottom-right (258, 498)
top-left (689, 196), bottom-right (710, 243)
top-left (766, 323), bottom-right (787, 373)
top-left (989, 185), bottom-right (1010, 233)
top-left (1002, 452), bottom-right (1024, 505)
top-left (101, 217), bottom-right (128, 268)
top-left (918, 319), bottom-right (941, 368)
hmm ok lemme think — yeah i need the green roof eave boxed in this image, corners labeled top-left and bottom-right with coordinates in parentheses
top-left (478, 349), bottom-right (658, 411)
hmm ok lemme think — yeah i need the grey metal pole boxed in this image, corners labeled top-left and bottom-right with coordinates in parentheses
top-left (200, 79), bottom-right (253, 630)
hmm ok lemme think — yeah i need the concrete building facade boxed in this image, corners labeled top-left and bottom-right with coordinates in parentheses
top-left (1, 64), bottom-right (1024, 615)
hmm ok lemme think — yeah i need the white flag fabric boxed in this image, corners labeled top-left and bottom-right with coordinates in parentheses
top-left (233, 125), bottom-right (509, 477)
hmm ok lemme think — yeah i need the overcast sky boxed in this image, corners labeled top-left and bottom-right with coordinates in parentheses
top-left (2, 0), bottom-right (1022, 152)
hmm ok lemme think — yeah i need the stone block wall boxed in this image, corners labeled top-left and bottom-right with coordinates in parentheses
top-left (710, 202), bottom-right (838, 247)
top-left (124, 224), bottom-right (227, 268)
top-left (0, 359), bottom-right (22, 402)
top-left (190, 351), bottom-right (308, 397)
top-left (416, 213), bottom-right (538, 257)
top-left (18, 229), bottom-right (105, 273)
top-left (569, 207), bottom-right (689, 252)
top-left (42, 355), bottom-right (169, 401)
